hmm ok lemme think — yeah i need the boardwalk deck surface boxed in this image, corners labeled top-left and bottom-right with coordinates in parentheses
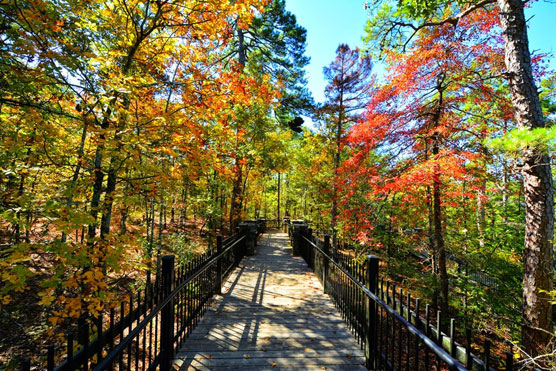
top-left (173, 232), bottom-right (366, 370)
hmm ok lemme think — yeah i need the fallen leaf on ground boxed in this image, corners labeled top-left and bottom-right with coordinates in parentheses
top-left (244, 354), bottom-right (251, 359)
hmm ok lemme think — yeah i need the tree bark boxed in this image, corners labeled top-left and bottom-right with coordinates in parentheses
top-left (277, 172), bottom-right (281, 221)
top-left (87, 111), bottom-right (110, 239)
top-left (228, 25), bottom-right (247, 231)
top-left (331, 88), bottom-right (345, 246)
top-left (476, 178), bottom-right (486, 249)
top-left (496, 0), bottom-right (554, 356)
top-left (229, 158), bottom-right (243, 230)
top-left (432, 133), bottom-right (449, 315)
top-left (62, 121), bottom-right (88, 243)
top-left (430, 76), bottom-right (449, 315)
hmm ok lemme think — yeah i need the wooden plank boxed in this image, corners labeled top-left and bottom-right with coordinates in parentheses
top-left (175, 337), bottom-right (364, 352)
top-left (176, 349), bottom-right (364, 359)
top-left (173, 232), bottom-right (366, 370)
top-left (176, 356), bottom-right (365, 368)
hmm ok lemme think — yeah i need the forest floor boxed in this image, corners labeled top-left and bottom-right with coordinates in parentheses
top-left (0, 216), bottom-right (215, 369)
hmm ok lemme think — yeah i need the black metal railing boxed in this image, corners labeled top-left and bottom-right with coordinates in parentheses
top-left (291, 224), bottom-right (514, 371)
top-left (20, 228), bottom-right (256, 371)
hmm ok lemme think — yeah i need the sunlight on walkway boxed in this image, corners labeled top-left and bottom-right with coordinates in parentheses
top-left (173, 232), bottom-right (366, 370)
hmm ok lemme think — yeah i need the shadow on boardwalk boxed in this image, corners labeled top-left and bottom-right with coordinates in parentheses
top-left (173, 232), bottom-right (366, 370)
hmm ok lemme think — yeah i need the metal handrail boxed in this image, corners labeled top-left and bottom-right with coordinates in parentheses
top-left (94, 234), bottom-right (246, 370)
top-left (301, 234), bottom-right (467, 371)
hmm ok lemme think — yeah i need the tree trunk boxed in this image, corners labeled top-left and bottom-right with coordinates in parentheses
top-left (227, 25), bottom-right (247, 231)
top-left (502, 157), bottom-right (508, 223)
top-left (430, 76), bottom-right (449, 315)
top-left (331, 90), bottom-right (344, 245)
top-left (62, 121), bottom-right (88, 243)
top-left (88, 108), bottom-right (111, 239)
top-left (171, 197), bottom-right (175, 224)
top-left (100, 95), bottom-right (129, 239)
top-left (277, 172), bottom-right (281, 221)
top-left (496, 0), bottom-right (554, 356)
top-left (182, 185), bottom-right (188, 225)
top-left (476, 178), bottom-right (486, 249)
top-left (432, 133), bottom-right (449, 315)
top-left (237, 27), bottom-right (246, 67)
top-left (229, 158), bottom-right (243, 230)
top-left (100, 152), bottom-right (119, 238)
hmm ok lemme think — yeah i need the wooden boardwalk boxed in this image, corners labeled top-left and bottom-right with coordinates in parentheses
top-left (173, 232), bottom-right (366, 370)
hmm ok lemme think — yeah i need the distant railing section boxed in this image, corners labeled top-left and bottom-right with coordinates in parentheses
top-left (289, 222), bottom-right (515, 371)
top-left (20, 224), bottom-right (260, 371)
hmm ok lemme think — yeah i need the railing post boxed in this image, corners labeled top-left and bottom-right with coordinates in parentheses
top-left (239, 221), bottom-right (258, 255)
top-left (160, 255), bottom-right (175, 371)
top-left (216, 235), bottom-right (223, 295)
top-left (505, 351), bottom-right (513, 371)
top-left (323, 235), bottom-right (330, 293)
top-left (365, 255), bottom-right (379, 370)
top-left (292, 222), bottom-right (307, 257)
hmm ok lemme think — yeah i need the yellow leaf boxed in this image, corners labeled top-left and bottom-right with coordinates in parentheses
top-left (39, 295), bottom-right (55, 306)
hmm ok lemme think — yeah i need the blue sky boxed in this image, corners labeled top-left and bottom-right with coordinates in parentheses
top-left (285, 0), bottom-right (556, 104)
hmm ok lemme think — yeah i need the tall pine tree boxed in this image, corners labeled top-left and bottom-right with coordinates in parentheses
top-left (321, 44), bottom-right (374, 242)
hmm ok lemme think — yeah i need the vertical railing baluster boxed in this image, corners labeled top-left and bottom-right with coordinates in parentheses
top-left (359, 261), bottom-right (363, 344)
top-left (437, 310), bottom-right (443, 346)
top-left (484, 339), bottom-right (491, 371)
top-left (425, 304), bottom-right (430, 370)
top-left (323, 235), bottom-right (330, 293)
top-left (145, 279), bottom-right (150, 368)
top-left (216, 235), bottom-right (223, 295)
top-left (80, 316), bottom-right (90, 371)
top-left (397, 287), bottom-right (403, 370)
top-left (414, 331), bottom-right (419, 370)
top-left (505, 350), bottom-right (513, 371)
top-left (466, 327), bottom-right (472, 369)
top-left (47, 344), bottom-right (55, 371)
top-left (135, 292), bottom-right (141, 371)
top-left (365, 255), bottom-right (379, 369)
top-left (96, 313), bottom-right (103, 367)
top-left (450, 318), bottom-right (456, 357)
top-left (160, 255), bottom-right (175, 371)
top-left (127, 294), bottom-right (133, 370)
top-left (415, 298), bottom-right (420, 330)
top-left (406, 292), bottom-right (411, 367)
top-left (67, 332), bottom-right (74, 370)
top-left (415, 298), bottom-right (420, 369)
top-left (391, 284), bottom-right (396, 364)
top-left (119, 301), bottom-right (125, 369)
